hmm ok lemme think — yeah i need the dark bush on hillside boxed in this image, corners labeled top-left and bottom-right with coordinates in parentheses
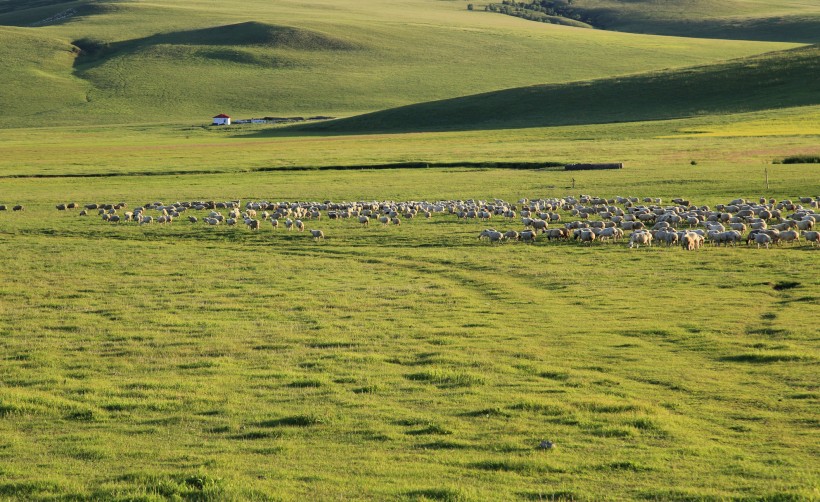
top-left (485, 0), bottom-right (597, 27)
top-left (780, 155), bottom-right (820, 164)
top-left (71, 38), bottom-right (110, 57)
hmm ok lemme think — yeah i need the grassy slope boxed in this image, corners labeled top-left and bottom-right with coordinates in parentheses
top-left (0, 26), bottom-right (88, 120)
top-left (530, 0), bottom-right (820, 43)
top-left (0, 0), bottom-right (801, 127)
top-left (298, 45), bottom-right (820, 134)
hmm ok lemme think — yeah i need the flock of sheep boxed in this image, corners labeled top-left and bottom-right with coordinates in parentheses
top-left (470, 195), bottom-right (819, 249)
top-left (4, 195), bottom-right (820, 249)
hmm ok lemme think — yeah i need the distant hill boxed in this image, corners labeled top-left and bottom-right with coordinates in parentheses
top-left (0, 0), bottom-right (803, 127)
top-left (487, 0), bottom-right (820, 43)
top-left (295, 45), bottom-right (820, 134)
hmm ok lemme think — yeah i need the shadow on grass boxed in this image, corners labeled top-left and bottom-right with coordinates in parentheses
top-left (258, 414), bottom-right (328, 427)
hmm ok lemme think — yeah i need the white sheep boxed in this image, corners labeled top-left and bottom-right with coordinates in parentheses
top-left (802, 230), bottom-right (819, 246)
top-left (629, 231), bottom-right (653, 248)
top-left (530, 219), bottom-right (549, 233)
top-left (797, 219), bottom-right (815, 231)
top-left (753, 233), bottom-right (772, 249)
top-left (309, 229), bottom-right (324, 241)
top-left (778, 230), bottom-right (799, 244)
top-left (479, 229), bottom-right (505, 243)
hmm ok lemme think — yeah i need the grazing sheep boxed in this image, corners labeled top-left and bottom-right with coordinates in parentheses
top-left (802, 230), bottom-right (819, 246)
top-left (598, 227), bottom-right (623, 242)
top-left (188, 216), bottom-right (198, 223)
top-left (479, 229), bottom-right (505, 243)
top-left (753, 233), bottom-right (772, 249)
top-left (503, 230), bottom-right (520, 241)
top-left (530, 219), bottom-right (549, 233)
top-left (140, 215), bottom-right (154, 225)
top-left (661, 229), bottom-right (679, 247)
top-left (359, 215), bottom-right (370, 227)
top-left (778, 230), bottom-right (799, 245)
top-left (519, 230), bottom-right (537, 243)
top-left (546, 228), bottom-right (569, 240)
top-left (629, 231), bottom-right (653, 248)
top-left (391, 217), bottom-right (401, 226)
top-left (680, 232), bottom-right (701, 251)
top-left (270, 219), bottom-right (279, 229)
top-left (295, 219), bottom-right (305, 231)
top-left (577, 229), bottom-right (596, 245)
top-left (12, 205), bottom-right (23, 211)
top-left (309, 229), bottom-right (324, 241)
top-left (0, 205), bottom-right (6, 211)
top-left (247, 219), bottom-right (260, 230)
top-left (284, 218), bottom-right (294, 230)
top-left (56, 204), bottom-right (67, 211)
top-left (796, 219), bottom-right (815, 231)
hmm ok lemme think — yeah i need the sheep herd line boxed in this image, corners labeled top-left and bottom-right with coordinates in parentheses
top-left (4, 195), bottom-right (820, 249)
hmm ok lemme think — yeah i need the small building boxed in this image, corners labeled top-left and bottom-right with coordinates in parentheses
top-left (212, 114), bottom-right (231, 126)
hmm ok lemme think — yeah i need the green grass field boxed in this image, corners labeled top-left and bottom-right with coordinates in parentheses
top-left (0, 119), bottom-right (818, 501)
top-left (1, 0), bottom-right (819, 500)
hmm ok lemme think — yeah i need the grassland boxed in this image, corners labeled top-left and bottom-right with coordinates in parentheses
top-left (1, 0), bottom-right (819, 500)
top-left (0, 114), bottom-right (819, 500)
top-left (1, 103), bottom-right (819, 178)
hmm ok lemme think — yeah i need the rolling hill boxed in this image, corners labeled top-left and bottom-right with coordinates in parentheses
top-left (294, 44), bottom-right (820, 134)
top-left (482, 0), bottom-right (820, 43)
top-left (0, 0), bottom-right (805, 127)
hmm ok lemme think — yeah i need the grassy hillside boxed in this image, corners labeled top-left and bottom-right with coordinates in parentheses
top-left (0, 26), bottom-right (88, 121)
top-left (298, 45), bottom-right (820, 134)
top-left (0, 0), bottom-right (801, 127)
top-left (482, 0), bottom-right (820, 43)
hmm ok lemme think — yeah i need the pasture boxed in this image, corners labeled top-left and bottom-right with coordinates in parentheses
top-left (1, 0), bottom-right (819, 499)
top-left (0, 152), bottom-right (818, 499)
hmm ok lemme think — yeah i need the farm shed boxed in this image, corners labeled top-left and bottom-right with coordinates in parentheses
top-left (212, 114), bottom-right (231, 125)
